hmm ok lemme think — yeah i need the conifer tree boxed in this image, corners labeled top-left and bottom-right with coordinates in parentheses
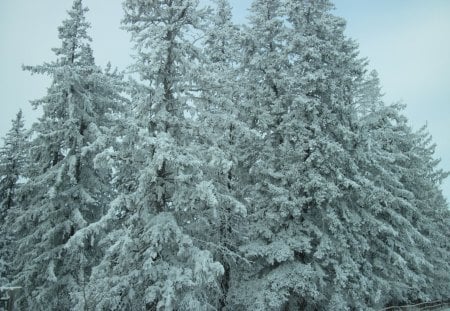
top-left (412, 134), bottom-right (450, 300)
top-left (355, 70), bottom-right (450, 307)
top-left (395, 125), bottom-right (450, 302)
top-left (9, 1), bottom-right (125, 309)
top-left (234, 0), bottom-right (377, 309)
top-left (197, 0), bottom-right (252, 308)
top-left (229, 0), bottom-right (295, 308)
top-left (0, 110), bottom-right (27, 223)
top-left (357, 97), bottom-right (432, 307)
top-left (0, 110), bottom-right (27, 286)
top-left (84, 1), bottom-right (223, 309)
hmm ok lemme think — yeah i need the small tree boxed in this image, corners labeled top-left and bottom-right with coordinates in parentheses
top-left (0, 110), bottom-right (27, 286)
top-left (0, 110), bottom-right (27, 221)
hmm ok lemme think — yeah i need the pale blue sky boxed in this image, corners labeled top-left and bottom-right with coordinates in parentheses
top-left (1, 0), bottom-right (449, 199)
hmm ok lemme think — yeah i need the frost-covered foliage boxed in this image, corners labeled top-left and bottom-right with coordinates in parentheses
top-left (232, 0), bottom-right (374, 309)
top-left (0, 110), bottom-right (27, 215)
top-left (1, 0), bottom-right (449, 310)
top-left (5, 0), bottom-right (125, 309)
top-left (228, 0), bottom-right (449, 310)
top-left (83, 212), bottom-right (223, 310)
top-left (83, 0), bottom-right (225, 308)
top-left (353, 74), bottom-right (433, 307)
top-left (194, 0), bottom-right (254, 308)
top-left (0, 110), bottom-right (27, 286)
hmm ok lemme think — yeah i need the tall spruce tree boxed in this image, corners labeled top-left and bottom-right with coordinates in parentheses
top-left (0, 110), bottom-right (27, 286)
top-left (408, 128), bottom-right (450, 301)
top-left (233, 0), bottom-right (381, 309)
top-left (356, 91), bottom-right (430, 307)
top-left (229, 0), bottom-right (295, 308)
top-left (394, 125), bottom-right (450, 303)
top-left (197, 0), bottom-right (251, 308)
top-left (354, 70), bottom-right (450, 307)
top-left (84, 1), bottom-right (223, 309)
top-left (9, 1), bottom-right (124, 309)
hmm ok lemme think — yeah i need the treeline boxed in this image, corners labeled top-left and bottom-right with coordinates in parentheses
top-left (0, 0), bottom-right (449, 310)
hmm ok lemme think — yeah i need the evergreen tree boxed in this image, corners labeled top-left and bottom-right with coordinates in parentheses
top-left (9, 1), bottom-right (125, 309)
top-left (84, 1), bottom-right (223, 309)
top-left (234, 0), bottom-right (378, 309)
top-left (356, 95), bottom-right (431, 307)
top-left (395, 125), bottom-right (450, 302)
top-left (197, 0), bottom-right (251, 308)
top-left (0, 110), bottom-right (27, 223)
top-left (355, 70), bottom-right (450, 307)
top-left (0, 110), bottom-right (27, 286)
top-left (228, 0), bottom-right (294, 308)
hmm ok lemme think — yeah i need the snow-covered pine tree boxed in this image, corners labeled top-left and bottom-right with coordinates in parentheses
top-left (356, 67), bottom-right (449, 307)
top-left (9, 1), bottom-right (125, 309)
top-left (355, 72), bottom-right (431, 307)
top-left (278, 2), bottom-right (377, 309)
top-left (0, 110), bottom-right (27, 225)
top-left (355, 70), bottom-right (450, 307)
top-left (84, 1), bottom-right (223, 309)
top-left (234, 0), bottom-right (377, 309)
top-left (396, 125), bottom-right (450, 302)
top-left (239, 0), bottom-right (288, 138)
top-left (228, 0), bottom-right (295, 308)
top-left (196, 0), bottom-right (251, 308)
top-left (0, 110), bottom-right (27, 286)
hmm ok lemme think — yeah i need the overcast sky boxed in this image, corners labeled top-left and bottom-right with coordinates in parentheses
top-left (1, 0), bottom-right (449, 199)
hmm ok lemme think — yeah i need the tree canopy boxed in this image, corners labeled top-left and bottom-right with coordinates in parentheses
top-left (1, 0), bottom-right (449, 310)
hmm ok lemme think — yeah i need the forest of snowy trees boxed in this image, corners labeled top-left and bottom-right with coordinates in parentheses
top-left (1, 0), bottom-right (449, 310)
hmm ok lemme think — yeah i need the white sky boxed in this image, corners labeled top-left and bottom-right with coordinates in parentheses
top-left (0, 0), bottom-right (449, 199)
